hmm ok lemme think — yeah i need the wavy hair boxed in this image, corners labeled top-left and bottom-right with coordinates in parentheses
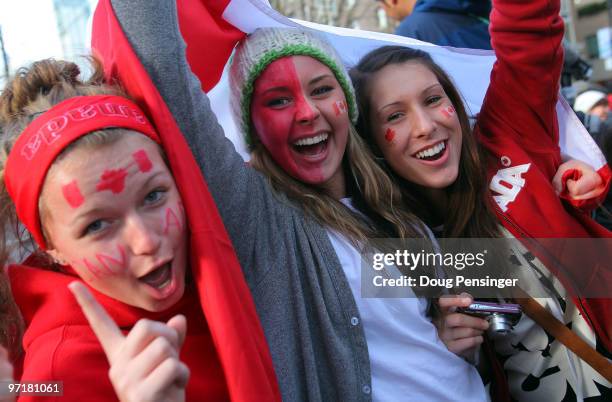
top-left (350, 45), bottom-right (501, 238)
top-left (250, 123), bottom-right (428, 243)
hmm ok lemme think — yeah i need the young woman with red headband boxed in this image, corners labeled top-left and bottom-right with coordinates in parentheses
top-left (0, 59), bottom-right (279, 402)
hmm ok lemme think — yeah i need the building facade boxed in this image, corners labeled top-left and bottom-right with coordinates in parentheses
top-left (563, 0), bottom-right (612, 85)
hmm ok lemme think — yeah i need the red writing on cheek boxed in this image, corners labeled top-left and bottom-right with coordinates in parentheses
top-left (385, 128), bottom-right (396, 143)
top-left (333, 100), bottom-right (347, 116)
top-left (163, 204), bottom-right (184, 235)
top-left (96, 168), bottom-right (128, 194)
top-left (441, 105), bottom-right (455, 119)
top-left (61, 180), bottom-right (84, 208)
top-left (132, 149), bottom-right (152, 172)
top-left (82, 244), bottom-right (127, 279)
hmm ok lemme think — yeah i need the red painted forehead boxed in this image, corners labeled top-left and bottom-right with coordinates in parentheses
top-left (254, 55), bottom-right (335, 93)
top-left (254, 57), bottom-right (300, 92)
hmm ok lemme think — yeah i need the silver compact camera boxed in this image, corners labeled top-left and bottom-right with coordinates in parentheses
top-left (457, 301), bottom-right (522, 336)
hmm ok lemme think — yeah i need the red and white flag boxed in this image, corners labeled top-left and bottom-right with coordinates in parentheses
top-left (178, 0), bottom-right (608, 178)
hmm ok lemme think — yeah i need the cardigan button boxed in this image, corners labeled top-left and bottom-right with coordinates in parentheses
top-left (362, 384), bottom-right (371, 395)
top-left (350, 316), bottom-right (359, 326)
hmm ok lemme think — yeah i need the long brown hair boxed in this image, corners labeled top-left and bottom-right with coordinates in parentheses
top-left (0, 58), bottom-right (128, 357)
top-left (250, 123), bottom-right (428, 243)
top-left (351, 45), bottom-right (501, 238)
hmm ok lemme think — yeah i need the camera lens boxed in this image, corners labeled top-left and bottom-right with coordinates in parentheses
top-left (487, 314), bottom-right (512, 335)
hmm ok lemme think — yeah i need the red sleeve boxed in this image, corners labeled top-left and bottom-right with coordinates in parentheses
top-left (18, 326), bottom-right (117, 402)
top-left (559, 166), bottom-right (612, 210)
top-left (476, 0), bottom-right (564, 179)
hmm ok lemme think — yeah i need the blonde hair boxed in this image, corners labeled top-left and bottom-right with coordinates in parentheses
top-left (250, 124), bottom-right (427, 243)
top-left (0, 58), bottom-right (129, 356)
top-left (0, 58), bottom-right (131, 261)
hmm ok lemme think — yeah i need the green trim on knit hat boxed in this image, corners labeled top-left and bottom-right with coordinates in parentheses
top-left (238, 45), bottom-right (358, 149)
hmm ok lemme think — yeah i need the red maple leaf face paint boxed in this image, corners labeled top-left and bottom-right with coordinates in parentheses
top-left (96, 168), bottom-right (128, 194)
top-left (132, 149), bottom-right (153, 172)
top-left (94, 149), bottom-right (152, 194)
top-left (61, 180), bottom-right (85, 208)
top-left (250, 55), bottom-right (350, 191)
top-left (384, 128), bottom-right (396, 143)
top-left (441, 105), bottom-right (455, 119)
top-left (333, 100), bottom-right (347, 116)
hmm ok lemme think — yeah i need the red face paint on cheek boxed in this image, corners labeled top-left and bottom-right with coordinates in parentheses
top-left (441, 105), bottom-right (456, 119)
top-left (385, 128), bottom-right (396, 143)
top-left (163, 204), bottom-right (184, 235)
top-left (132, 149), bottom-right (153, 172)
top-left (96, 169), bottom-right (128, 194)
top-left (251, 58), bottom-right (303, 177)
top-left (61, 180), bottom-right (84, 208)
top-left (333, 100), bottom-right (347, 116)
top-left (82, 244), bottom-right (126, 278)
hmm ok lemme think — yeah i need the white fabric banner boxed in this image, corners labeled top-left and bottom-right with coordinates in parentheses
top-left (208, 0), bottom-right (605, 169)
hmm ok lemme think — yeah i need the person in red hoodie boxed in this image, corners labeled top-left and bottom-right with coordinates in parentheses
top-left (0, 59), bottom-right (280, 401)
top-left (350, 0), bottom-right (611, 400)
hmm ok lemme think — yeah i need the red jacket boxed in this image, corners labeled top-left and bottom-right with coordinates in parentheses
top-left (9, 264), bottom-right (229, 401)
top-left (476, 0), bottom-right (611, 351)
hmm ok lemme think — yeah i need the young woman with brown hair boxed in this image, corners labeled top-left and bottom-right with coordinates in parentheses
top-left (350, 0), bottom-right (611, 399)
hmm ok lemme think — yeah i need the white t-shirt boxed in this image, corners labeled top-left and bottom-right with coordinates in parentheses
top-left (326, 226), bottom-right (487, 402)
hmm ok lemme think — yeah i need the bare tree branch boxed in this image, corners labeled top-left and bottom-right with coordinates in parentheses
top-left (269, 0), bottom-right (387, 31)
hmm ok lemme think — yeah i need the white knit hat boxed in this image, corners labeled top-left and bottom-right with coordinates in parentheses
top-left (229, 27), bottom-right (358, 149)
top-left (574, 90), bottom-right (607, 114)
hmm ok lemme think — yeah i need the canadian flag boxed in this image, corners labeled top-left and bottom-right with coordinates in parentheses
top-left (178, 0), bottom-right (608, 175)
top-left (333, 100), bottom-right (348, 116)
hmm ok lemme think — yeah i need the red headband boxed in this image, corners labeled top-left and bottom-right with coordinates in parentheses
top-left (5, 95), bottom-right (160, 250)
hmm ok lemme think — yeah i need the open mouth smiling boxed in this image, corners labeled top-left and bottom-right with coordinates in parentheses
top-left (413, 140), bottom-right (447, 161)
top-left (292, 133), bottom-right (329, 156)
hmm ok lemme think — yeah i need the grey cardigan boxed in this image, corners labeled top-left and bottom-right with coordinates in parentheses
top-left (111, 0), bottom-right (372, 400)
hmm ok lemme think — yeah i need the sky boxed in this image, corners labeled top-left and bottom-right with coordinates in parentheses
top-left (0, 0), bottom-right (96, 86)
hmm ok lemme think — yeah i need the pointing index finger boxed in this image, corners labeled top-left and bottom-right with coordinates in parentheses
top-left (68, 281), bottom-right (125, 362)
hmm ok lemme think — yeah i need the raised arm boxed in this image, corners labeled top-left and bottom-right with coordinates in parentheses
top-left (477, 0), bottom-right (564, 171)
top-left (102, 0), bottom-right (280, 280)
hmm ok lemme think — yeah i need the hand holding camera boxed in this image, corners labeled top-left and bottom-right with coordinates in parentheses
top-left (436, 293), bottom-right (489, 360)
top-left (457, 301), bottom-right (522, 336)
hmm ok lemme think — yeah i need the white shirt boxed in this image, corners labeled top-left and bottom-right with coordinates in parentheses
top-left (327, 223), bottom-right (487, 402)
